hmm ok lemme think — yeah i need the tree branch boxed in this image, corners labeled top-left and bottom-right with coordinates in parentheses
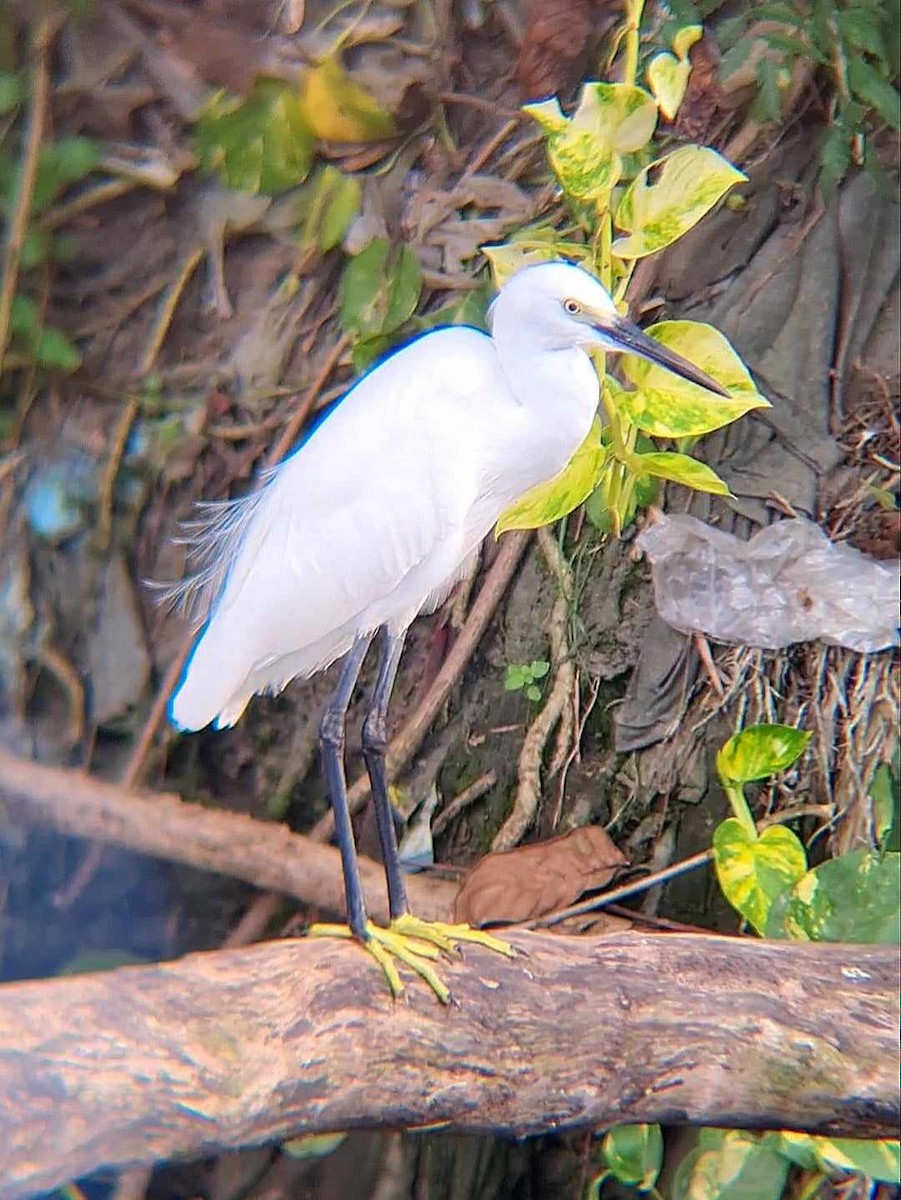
top-left (0, 750), bottom-right (458, 923)
top-left (0, 932), bottom-right (897, 1199)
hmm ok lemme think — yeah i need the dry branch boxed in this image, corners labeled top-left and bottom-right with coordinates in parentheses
top-left (0, 932), bottom-right (897, 1199)
top-left (0, 750), bottom-right (458, 923)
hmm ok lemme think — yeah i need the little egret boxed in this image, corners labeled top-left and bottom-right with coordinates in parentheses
top-left (168, 260), bottom-right (728, 1000)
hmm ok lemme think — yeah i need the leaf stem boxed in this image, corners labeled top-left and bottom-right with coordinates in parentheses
top-left (725, 782), bottom-right (758, 839)
top-left (623, 0), bottom-right (646, 89)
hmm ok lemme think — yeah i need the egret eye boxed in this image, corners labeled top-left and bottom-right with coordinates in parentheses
top-left (563, 299), bottom-right (581, 315)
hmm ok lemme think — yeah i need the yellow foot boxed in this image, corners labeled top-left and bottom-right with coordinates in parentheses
top-left (308, 916), bottom-right (515, 1004)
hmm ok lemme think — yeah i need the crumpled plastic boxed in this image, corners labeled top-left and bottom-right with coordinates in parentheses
top-left (636, 514), bottom-right (900, 653)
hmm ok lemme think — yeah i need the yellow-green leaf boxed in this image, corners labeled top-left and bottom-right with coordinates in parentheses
top-left (282, 1132), bottom-right (348, 1159)
top-left (525, 82), bottom-right (657, 203)
top-left (717, 724), bottom-right (812, 787)
top-left (812, 1137), bottom-right (901, 1182)
top-left (483, 240), bottom-right (560, 288)
top-left (633, 451), bottom-right (730, 495)
top-left (496, 417), bottom-right (608, 534)
top-left (673, 24), bottom-right (703, 60)
top-left (713, 819), bottom-right (808, 935)
top-left (302, 55), bottom-right (396, 142)
top-left (647, 53), bottom-right (692, 121)
top-left (612, 147), bottom-right (746, 259)
top-left (618, 320), bottom-right (768, 437)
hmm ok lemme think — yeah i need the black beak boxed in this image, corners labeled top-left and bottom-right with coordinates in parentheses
top-left (601, 314), bottom-right (731, 398)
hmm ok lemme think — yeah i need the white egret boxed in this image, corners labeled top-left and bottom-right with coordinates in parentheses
top-left (167, 260), bottom-right (727, 1000)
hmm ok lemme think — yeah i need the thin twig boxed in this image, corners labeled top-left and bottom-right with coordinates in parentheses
top-left (94, 397), bottom-right (139, 553)
top-left (432, 769), bottom-right (497, 837)
top-left (266, 332), bottom-right (349, 467)
top-left (0, 10), bottom-right (55, 371)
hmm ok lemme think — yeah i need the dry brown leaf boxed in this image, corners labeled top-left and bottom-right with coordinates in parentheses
top-left (515, 0), bottom-right (615, 104)
top-left (453, 826), bottom-right (628, 927)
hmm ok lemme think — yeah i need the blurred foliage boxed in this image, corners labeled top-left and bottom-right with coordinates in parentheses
top-left (0, 67), bottom-right (98, 372)
top-left (668, 0), bottom-right (901, 190)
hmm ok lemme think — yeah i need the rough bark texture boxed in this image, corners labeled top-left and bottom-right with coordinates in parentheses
top-left (0, 750), bottom-right (458, 922)
top-left (0, 932), bottom-right (897, 1199)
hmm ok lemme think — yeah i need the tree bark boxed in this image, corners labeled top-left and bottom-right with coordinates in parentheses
top-left (0, 749), bottom-right (458, 923)
top-left (0, 932), bottom-right (897, 1200)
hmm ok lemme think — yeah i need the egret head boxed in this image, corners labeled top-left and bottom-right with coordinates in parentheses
top-left (494, 260), bottom-right (729, 397)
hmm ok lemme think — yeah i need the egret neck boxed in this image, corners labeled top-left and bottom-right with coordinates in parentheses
top-left (492, 327), bottom-right (601, 495)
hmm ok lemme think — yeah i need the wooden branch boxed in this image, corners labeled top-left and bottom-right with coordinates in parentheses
top-left (0, 750), bottom-right (458, 923)
top-left (0, 932), bottom-right (897, 1199)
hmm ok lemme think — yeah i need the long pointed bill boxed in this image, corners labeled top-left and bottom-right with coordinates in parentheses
top-left (601, 315), bottom-right (731, 398)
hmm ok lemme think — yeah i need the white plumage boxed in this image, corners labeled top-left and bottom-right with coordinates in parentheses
top-left (168, 261), bottom-right (720, 732)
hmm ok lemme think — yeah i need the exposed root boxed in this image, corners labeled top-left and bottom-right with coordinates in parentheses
top-left (492, 528), bottom-right (576, 852)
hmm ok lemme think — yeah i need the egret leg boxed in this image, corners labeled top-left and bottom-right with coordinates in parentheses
top-left (318, 634), bottom-right (373, 939)
top-left (361, 628), bottom-right (409, 921)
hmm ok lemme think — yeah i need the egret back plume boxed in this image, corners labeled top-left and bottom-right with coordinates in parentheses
top-left (153, 482), bottom-right (273, 626)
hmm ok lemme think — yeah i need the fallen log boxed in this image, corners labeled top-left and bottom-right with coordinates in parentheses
top-left (0, 931), bottom-right (897, 1200)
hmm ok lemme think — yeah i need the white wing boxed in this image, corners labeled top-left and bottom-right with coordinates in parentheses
top-left (169, 328), bottom-right (508, 730)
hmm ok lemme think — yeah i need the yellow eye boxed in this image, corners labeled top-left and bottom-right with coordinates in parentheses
top-left (563, 299), bottom-right (581, 315)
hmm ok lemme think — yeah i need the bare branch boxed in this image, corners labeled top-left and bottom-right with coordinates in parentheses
top-left (0, 750), bottom-right (458, 923)
top-left (0, 932), bottom-right (897, 1199)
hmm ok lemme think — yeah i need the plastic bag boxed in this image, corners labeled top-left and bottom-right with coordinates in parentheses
top-left (636, 514), bottom-right (900, 653)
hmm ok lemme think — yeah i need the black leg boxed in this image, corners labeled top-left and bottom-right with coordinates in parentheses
top-left (319, 635), bottom-right (373, 940)
top-left (362, 627), bottom-right (409, 921)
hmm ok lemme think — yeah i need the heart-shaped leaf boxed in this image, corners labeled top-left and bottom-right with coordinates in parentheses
top-left (526, 83), bottom-right (658, 203)
top-left (765, 850), bottom-right (900, 944)
top-left (602, 1124), bottom-right (664, 1189)
top-left (713, 819), bottom-right (808, 935)
top-left (717, 724), bottom-right (812, 787)
top-left (496, 417), bottom-right (608, 534)
top-left (647, 53), bottom-right (692, 121)
top-left (618, 320), bottom-right (768, 436)
top-left (613, 147), bottom-right (746, 259)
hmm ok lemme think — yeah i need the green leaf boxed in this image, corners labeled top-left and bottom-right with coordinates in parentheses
top-left (820, 124), bottom-right (852, 194)
top-left (34, 325), bottom-right (81, 372)
top-left (529, 660), bottom-right (550, 680)
top-left (339, 240), bottom-right (422, 342)
top-left (282, 1132), bottom-right (348, 1159)
top-left (526, 684), bottom-right (541, 703)
top-left (836, 8), bottom-right (887, 58)
top-left (672, 1131), bottom-right (790, 1200)
top-left (612, 147), bottom-right (746, 259)
top-left (496, 417), bottom-right (608, 534)
top-left (504, 664), bottom-right (527, 690)
top-left (634, 451), bottom-right (730, 495)
top-left (618, 320), bottom-right (768, 436)
top-left (871, 756), bottom-right (900, 851)
top-left (714, 819), bottom-right (808, 935)
top-left (302, 55), bottom-right (396, 142)
top-left (765, 850), bottom-right (901, 944)
top-left (196, 79), bottom-right (315, 195)
top-left (602, 1124), bottom-right (664, 1190)
top-left (295, 164), bottom-right (362, 253)
top-left (0, 70), bottom-right (23, 114)
top-left (847, 57), bottom-right (901, 129)
top-left (27, 137), bottom-right (101, 212)
top-left (525, 83), bottom-right (658, 202)
top-left (717, 724), bottom-right (811, 787)
top-left (812, 1137), bottom-right (901, 1182)
top-left (647, 53), bottom-right (692, 121)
